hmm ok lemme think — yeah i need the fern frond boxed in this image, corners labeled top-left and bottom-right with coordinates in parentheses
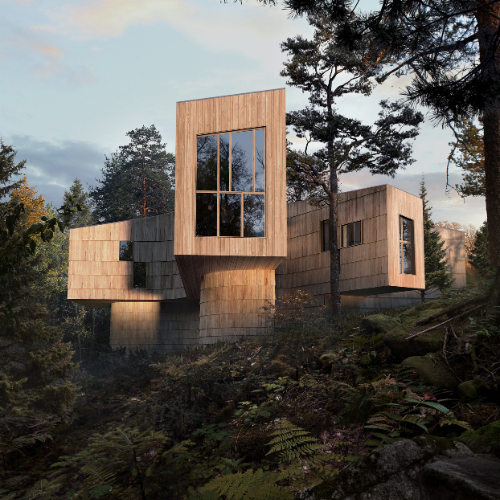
top-left (201, 469), bottom-right (293, 500)
top-left (0, 491), bottom-right (17, 500)
top-left (266, 420), bottom-right (322, 462)
top-left (80, 464), bottom-right (115, 486)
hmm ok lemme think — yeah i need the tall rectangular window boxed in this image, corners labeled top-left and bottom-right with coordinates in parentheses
top-left (133, 262), bottom-right (147, 288)
top-left (399, 216), bottom-right (415, 274)
top-left (195, 128), bottom-right (265, 237)
top-left (322, 219), bottom-right (330, 252)
top-left (321, 219), bottom-right (340, 272)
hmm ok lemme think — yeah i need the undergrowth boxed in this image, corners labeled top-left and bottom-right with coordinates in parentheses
top-left (1, 288), bottom-right (499, 499)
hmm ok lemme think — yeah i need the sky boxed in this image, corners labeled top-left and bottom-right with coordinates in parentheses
top-left (1, 0), bottom-right (487, 228)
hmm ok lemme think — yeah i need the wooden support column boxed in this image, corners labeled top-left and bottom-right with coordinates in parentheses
top-left (199, 269), bottom-right (275, 343)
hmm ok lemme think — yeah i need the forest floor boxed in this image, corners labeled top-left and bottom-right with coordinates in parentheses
top-left (1, 284), bottom-right (499, 500)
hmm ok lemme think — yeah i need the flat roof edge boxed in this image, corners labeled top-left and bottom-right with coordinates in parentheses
top-left (177, 88), bottom-right (286, 104)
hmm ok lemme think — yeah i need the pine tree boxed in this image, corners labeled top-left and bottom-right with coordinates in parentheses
top-left (419, 178), bottom-right (454, 303)
top-left (0, 166), bottom-right (76, 416)
top-left (282, 15), bottom-right (423, 314)
top-left (63, 178), bottom-right (94, 228)
top-left (0, 141), bottom-right (25, 202)
top-left (469, 221), bottom-right (490, 277)
top-left (90, 125), bottom-right (175, 223)
top-left (448, 119), bottom-right (485, 198)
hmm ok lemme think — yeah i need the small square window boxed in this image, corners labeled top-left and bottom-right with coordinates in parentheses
top-left (341, 221), bottom-right (362, 248)
top-left (133, 262), bottom-right (146, 288)
top-left (119, 241), bottom-right (133, 261)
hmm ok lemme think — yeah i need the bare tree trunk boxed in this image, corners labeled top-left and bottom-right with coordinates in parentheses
top-left (420, 290), bottom-right (425, 304)
top-left (476, 0), bottom-right (500, 313)
top-left (329, 167), bottom-right (341, 315)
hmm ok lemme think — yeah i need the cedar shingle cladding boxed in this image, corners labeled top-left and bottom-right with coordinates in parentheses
top-left (174, 89), bottom-right (287, 299)
top-left (276, 185), bottom-right (425, 305)
top-left (67, 212), bottom-right (186, 306)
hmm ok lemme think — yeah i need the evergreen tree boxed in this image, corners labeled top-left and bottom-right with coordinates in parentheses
top-left (0, 171), bottom-right (76, 416)
top-left (283, 15), bottom-right (423, 314)
top-left (448, 119), bottom-right (485, 197)
top-left (469, 221), bottom-right (490, 277)
top-left (0, 140), bottom-right (25, 202)
top-left (419, 178), bottom-right (454, 303)
top-left (90, 125), bottom-right (175, 223)
top-left (64, 178), bottom-right (94, 228)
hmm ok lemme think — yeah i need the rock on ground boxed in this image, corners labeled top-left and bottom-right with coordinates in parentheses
top-left (420, 456), bottom-right (500, 500)
top-left (455, 421), bottom-right (500, 457)
top-left (297, 435), bottom-right (473, 500)
top-left (401, 353), bottom-right (460, 390)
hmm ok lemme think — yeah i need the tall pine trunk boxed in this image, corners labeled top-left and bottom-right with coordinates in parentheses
top-left (476, 0), bottom-right (500, 313)
top-left (329, 168), bottom-right (341, 314)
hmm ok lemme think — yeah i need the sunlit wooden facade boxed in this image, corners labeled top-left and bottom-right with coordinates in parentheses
top-left (67, 89), bottom-right (465, 353)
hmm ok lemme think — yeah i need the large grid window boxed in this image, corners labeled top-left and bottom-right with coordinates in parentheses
top-left (195, 128), bottom-right (265, 237)
top-left (399, 216), bottom-right (415, 274)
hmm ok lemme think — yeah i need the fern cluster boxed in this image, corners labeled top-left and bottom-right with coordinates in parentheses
top-left (49, 425), bottom-right (168, 499)
top-left (189, 420), bottom-right (341, 500)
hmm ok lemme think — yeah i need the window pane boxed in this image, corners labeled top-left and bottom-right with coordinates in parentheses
top-left (342, 224), bottom-right (348, 248)
top-left (231, 131), bottom-right (253, 191)
top-left (196, 135), bottom-right (217, 191)
top-left (196, 193), bottom-right (217, 236)
top-left (220, 193), bottom-right (241, 237)
top-left (402, 216), bottom-right (412, 241)
top-left (255, 129), bottom-right (265, 192)
top-left (323, 220), bottom-right (330, 252)
top-left (133, 262), bottom-right (146, 288)
top-left (403, 243), bottom-right (413, 273)
top-left (244, 194), bottom-right (265, 237)
top-left (119, 241), bottom-right (133, 261)
top-left (353, 221), bottom-right (361, 245)
top-left (220, 133), bottom-right (230, 191)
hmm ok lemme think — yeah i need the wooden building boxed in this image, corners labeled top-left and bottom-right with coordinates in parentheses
top-left (276, 185), bottom-right (426, 310)
top-left (67, 89), bottom-right (463, 353)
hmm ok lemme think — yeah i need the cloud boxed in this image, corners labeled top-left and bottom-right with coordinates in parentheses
top-left (56, 0), bottom-right (307, 72)
top-left (6, 135), bottom-right (105, 206)
top-left (34, 43), bottom-right (62, 58)
top-left (0, 23), bottom-right (95, 86)
top-left (33, 61), bottom-right (96, 85)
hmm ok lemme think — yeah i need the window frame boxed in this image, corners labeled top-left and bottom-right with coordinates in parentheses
top-left (340, 220), bottom-right (362, 248)
top-left (195, 127), bottom-right (266, 238)
top-left (399, 215), bottom-right (415, 275)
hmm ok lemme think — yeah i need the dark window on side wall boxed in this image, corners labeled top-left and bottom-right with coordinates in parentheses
top-left (321, 219), bottom-right (340, 272)
top-left (133, 262), bottom-right (147, 288)
top-left (341, 221), bottom-right (362, 248)
top-left (322, 220), bottom-right (330, 252)
top-left (119, 241), bottom-right (133, 261)
top-left (399, 216), bottom-right (415, 274)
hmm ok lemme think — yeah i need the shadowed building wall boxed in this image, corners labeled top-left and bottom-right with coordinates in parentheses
top-left (110, 300), bottom-right (200, 353)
